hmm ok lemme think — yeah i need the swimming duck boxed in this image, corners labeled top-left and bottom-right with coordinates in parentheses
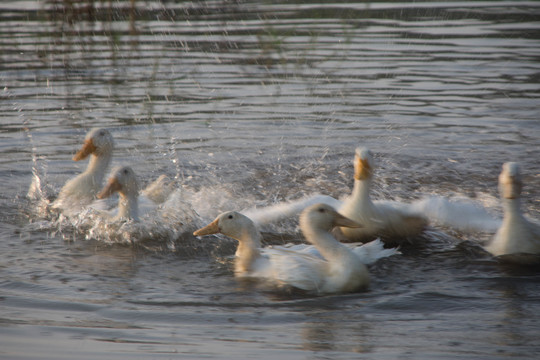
top-left (96, 166), bottom-right (142, 221)
top-left (52, 128), bottom-right (114, 212)
top-left (96, 166), bottom-right (174, 222)
top-left (485, 162), bottom-right (540, 259)
top-left (194, 203), bottom-right (397, 294)
top-left (337, 147), bottom-right (428, 244)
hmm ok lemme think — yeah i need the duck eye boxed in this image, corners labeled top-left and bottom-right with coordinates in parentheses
top-left (227, 214), bottom-right (234, 219)
top-left (123, 169), bottom-right (129, 175)
top-left (318, 208), bottom-right (326, 213)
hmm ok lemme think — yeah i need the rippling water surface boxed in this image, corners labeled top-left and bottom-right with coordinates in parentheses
top-left (1, 1), bottom-right (540, 359)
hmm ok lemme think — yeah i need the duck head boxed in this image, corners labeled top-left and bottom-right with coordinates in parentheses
top-left (354, 147), bottom-right (374, 181)
top-left (194, 211), bottom-right (254, 240)
top-left (73, 128), bottom-right (114, 161)
top-left (97, 166), bottom-right (140, 199)
top-left (300, 203), bottom-right (362, 233)
top-left (499, 162), bottom-right (523, 200)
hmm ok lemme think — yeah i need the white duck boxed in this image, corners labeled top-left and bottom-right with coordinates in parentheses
top-left (194, 203), bottom-right (398, 294)
top-left (52, 128), bottom-right (114, 212)
top-left (96, 166), bottom-right (174, 222)
top-left (485, 162), bottom-right (540, 259)
top-left (337, 147), bottom-right (428, 244)
top-left (96, 166), bottom-right (142, 221)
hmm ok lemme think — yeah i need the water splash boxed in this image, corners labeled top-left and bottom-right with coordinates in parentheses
top-left (411, 196), bottom-right (501, 233)
top-left (24, 168), bottom-right (201, 249)
top-left (23, 146), bottom-right (504, 252)
top-left (24, 130), bottom-right (58, 219)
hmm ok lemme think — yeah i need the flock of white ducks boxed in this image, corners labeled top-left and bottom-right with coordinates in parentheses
top-left (49, 127), bottom-right (539, 294)
top-left (336, 151), bottom-right (538, 261)
top-left (52, 128), bottom-right (173, 220)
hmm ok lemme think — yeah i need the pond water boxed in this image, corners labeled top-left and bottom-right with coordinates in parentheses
top-left (1, 1), bottom-right (539, 359)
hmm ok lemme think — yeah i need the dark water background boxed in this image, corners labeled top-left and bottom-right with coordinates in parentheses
top-left (1, 1), bottom-right (539, 359)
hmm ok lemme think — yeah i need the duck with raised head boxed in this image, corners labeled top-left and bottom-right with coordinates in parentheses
top-left (485, 162), bottom-right (540, 260)
top-left (96, 166), bottom-right (174, 222)
top-left (194, 203), bottom-right (398, 294)
top-left (337, 147), bottom-right (428, 245)
top-left (97, 166), bottom-right (142, 221)
top-left (52, 128), bottom-right (114, 212)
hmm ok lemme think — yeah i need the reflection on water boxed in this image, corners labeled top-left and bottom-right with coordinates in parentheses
top-left (1, 1), bottom-right (540, 359)
top-left (302, 315), bottom-right (374, 354)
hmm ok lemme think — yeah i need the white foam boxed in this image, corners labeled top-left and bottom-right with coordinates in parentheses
top-left (411, 195), bottom-right (501, 233)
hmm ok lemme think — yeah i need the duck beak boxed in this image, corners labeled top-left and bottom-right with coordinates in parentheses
top-left (354, 156), bottom-right (371, 180)
top-left (502, 175), bottom-right (522, 199)
top-left (73, 139), bottom-right (97, 161)
top-left (97, 177), bottom-right (121, 199)
top-left (334, 212), bottom-right (362, 228)
top-left (193, 218), bottom-right (220, 237)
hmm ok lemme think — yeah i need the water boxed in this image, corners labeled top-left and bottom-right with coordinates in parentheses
top-left (1, 0), bottom-right (540, 358)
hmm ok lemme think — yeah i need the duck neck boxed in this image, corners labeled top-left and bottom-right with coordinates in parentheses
top-left (502, 198), bottom-right (524, 223)
top-left (351, 178), bottom-right (374, 209)
top-left (304, 226), bottom-right (344, 261)
top-left (117, 193), bottom-right (139, 221)
top-left (85, 152), bottom-right (112, 187)
top-left (234, 228), bottom-right (262, 274)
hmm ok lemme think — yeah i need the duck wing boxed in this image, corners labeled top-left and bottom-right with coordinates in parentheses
top-left (254, 247), bottom-right (327, 292)
top-left (276, 239), bottom-right (399, 265)
top-left (349, 238), bottom-right (400, 265)
top-left (242, 194), bottom-right (341, 226)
